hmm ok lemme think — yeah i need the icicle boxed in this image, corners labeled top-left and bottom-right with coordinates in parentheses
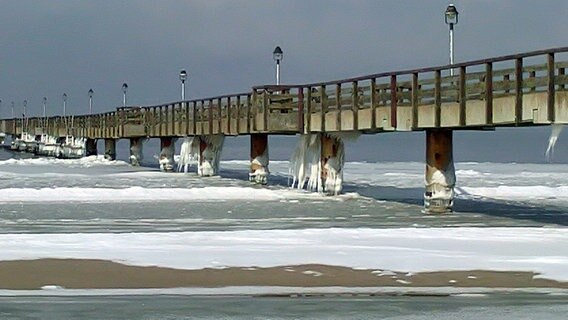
top-left (177, 136), bottom-right (199, 173)
top-left (545, 124), bottom-right (564, 162)
top-left (250, 148), bottom-right (269, 184)
top-left (289, 134), bottom-right (322, 192)
top-left (198, 135), bottom-right (225, 176)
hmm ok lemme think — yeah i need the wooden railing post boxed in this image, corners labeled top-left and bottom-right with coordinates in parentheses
top-left (459, 66), bottom-right (466, 126)
top-left (352, 81), bottom-right (359, 130)
top-left (515, 58), bottom-right (523, 124)
top-left (306, 87), bottom-right (312, 133)
top-left (370, 78), bottom-right (377, 129)
top-left (411, 72), bottom-right (419, 129)
top-left (547, 52), bottom-right (556, 122)
top-left (485, 62), bottom-right (493, 125)
top-left (336, 83), bottom-right (342, 131)
top-left (320, 85), bottom-right (327, 132)
top-left (434, 70), bottom-right (441, 127)
top-left (390, 75), bottom-right (397, 129)
top-left (227, 97), bottom-right (232, 134)
top-left (297, 87), bottom-right (304, 133)
top-left (246, 93), bottom-right (252, 133)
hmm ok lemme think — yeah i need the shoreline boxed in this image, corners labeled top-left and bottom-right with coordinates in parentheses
top-left (0, 259), bottom-right (566, 292)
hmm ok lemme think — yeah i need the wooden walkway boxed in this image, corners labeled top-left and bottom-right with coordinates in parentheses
top-left (3, 47), bottom-right (568, 139)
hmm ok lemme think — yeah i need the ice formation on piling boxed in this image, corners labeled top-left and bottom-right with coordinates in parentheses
top-left (159, 138), bottom-right (176, 172)
top-left (177, 137), bottom-right (199, 173)
top-left (129, 138), bottom-right (144, 166)
top-left (176, 135), bottom-right (225, 176)
top-left (59, 136), bottom-right (86, 159)
top-left (545, 124), bottom-right (564, 162)
top-left (198, 135), bottom-right (225, 176)
top-left (250, 146), bottom-right (269, 185)
top-left (289, 132), bottom-right (356, 195)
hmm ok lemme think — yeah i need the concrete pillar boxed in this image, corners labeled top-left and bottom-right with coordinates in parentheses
top-left (159, 137), bottom-right (176, 172)
top-left (425, 129), bottom-right (456, 213)
top-left (321, 134), bottom-right (344, 195)
top-left (104, 139), bottom-right (116, 160)
top-left (85, 138), bottom-right (97, 157)
top-left (129, 137), bottom-right (144, 166)
top-left (250, 133), bottom-right (269, 184)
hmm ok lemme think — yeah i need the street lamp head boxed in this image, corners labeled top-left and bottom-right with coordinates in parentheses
top-left (445, 4), bottom-right (458, 25)
top-left (122, 83), bottom-right (128, 93)
top-left (23, 100), bottom-right (27, 107)
top-left (63, 93), bottom-right (67, 101)
top-left (273, 46), bottom-right (283, 62)
top-left (88, 89), bottom-right (94, 98)
top-left (43, 97), bottom-right (47, 103)
top-left (179, 69), bottom-right (187, 82)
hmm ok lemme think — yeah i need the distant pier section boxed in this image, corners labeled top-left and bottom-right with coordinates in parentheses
top-left (2, 47), bottom-right (568, 213)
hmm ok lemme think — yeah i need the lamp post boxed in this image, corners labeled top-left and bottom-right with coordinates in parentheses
top-left (122, 83), bottom-right (128, 107)
top-left (273, 46), bottom-right (283, 85)
top-left (62, 93), bottom-right (67, 117)
top-left (23, 100), bottom-right (27, 132)
top-left (179, 69), bottom-right (187, 100)
top-left (43, 97), bottom-right (47, 118)
top-left (11, 101), bottom-right (14, 119)
top-left (88, 89), bottom-right (94, 114)
top-left (445, 4), bottom-right (459, 76)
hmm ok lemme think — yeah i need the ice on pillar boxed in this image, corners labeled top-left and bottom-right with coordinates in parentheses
top-left (424, 129), bottom-right (456, 213)
top-left (177, 136), bottom-right (199, 173)
top-left (129, 137), bottom-right (144, 166)
top-left (250, 134), bottom-right (269, 184)
top-left (104, 139), bottom-right (116, 161)
top-left (197, 135), bottom-right (225, 176)
top-left (290, 133), bottom-right (349, 195)
top-left (159, 137), bottom-right (176, 172)
top-left (321, 134), bottom-right (344, 195)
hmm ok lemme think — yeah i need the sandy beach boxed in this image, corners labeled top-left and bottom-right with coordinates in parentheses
top-left (0, 259), bottom-right (565, 291)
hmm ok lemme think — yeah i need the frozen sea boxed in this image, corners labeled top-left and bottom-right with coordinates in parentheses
top-left (0, 136), bottom-right (566, 319)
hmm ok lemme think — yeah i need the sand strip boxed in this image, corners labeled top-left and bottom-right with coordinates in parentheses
top-left (0, 259), bottom-right (566, 290)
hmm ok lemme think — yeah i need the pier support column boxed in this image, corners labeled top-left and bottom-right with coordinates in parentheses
top-left (129, 137), bottom-right (144, 166)
top-left (159, 137), bottom-right (176, 172)
top-left (321, 134), bottom-right (344, 195)
top-left (197, 135), bottom-right (225, 176)
top-left (85, 138), bottom-right (97, 157)
top-left (104, 139), bottom-right (116, 161)
top-left (250, 133), bottom-right (269, 184)
top-left (425, 129), bottom-right (456, 213)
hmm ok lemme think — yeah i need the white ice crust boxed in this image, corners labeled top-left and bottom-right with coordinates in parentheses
top-left (250, 147), bottom-right (269, 184)
top-left (0, 227), bottom-right (567, 282)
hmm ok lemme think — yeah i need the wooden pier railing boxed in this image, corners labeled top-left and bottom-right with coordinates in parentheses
top-left (3, 47), bottom-right (568, 139)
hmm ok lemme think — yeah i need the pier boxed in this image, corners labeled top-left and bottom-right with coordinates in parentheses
top-left (2, 47), bottom-right (568, 213)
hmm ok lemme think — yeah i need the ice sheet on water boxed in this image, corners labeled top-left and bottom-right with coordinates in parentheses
top-left (0, 186), bottom-right (325, 203)
top-left (0, 227), bottom-right (567, 281)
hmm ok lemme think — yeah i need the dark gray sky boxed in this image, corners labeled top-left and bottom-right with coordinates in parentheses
top-left (1, 0), bottom-right (567, 162)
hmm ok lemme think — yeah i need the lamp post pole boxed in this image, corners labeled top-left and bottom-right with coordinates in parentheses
top-left (11, 101), bottom-right (14, 119)
top-left (273, 46), bottom-right (283, 85)
top-left (43, 97), bottom-right (47, 118)
top-left (62, 93), bottom-right (67, 117)
top-left (179, 69), bottom-right (187, 100)
top-left (88, 89), bottom-right (94, 115)
top-left (445, 4), bottom-right (459, 76)
top-left (122, 83), bottom-right (128, 107)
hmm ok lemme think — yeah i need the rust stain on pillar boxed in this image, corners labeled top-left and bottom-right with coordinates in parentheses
top-left (425, 129), bottom-right (453, 175)
top-left (160, 137), bottom-right (173, 149)
top-left (199, 137), bottom-right (207, 165)
top-left (250, 133), bottom-right (268, 173)
top-left (320, 134), bottom-right (338, 181)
